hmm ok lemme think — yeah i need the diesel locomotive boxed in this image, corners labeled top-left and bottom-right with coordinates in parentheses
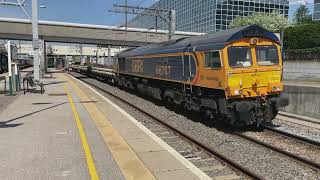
top-left (113, 25), bottom-right (288, 127)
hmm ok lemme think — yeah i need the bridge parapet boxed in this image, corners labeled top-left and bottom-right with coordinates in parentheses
top-left (0, 17), bottom-right (204, 46)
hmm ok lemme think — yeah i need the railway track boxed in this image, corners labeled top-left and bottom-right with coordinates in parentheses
top-left (275, 113), bottom-right (320, 136)
top-left (70, 73), bottom-right (262, 180)
top-left (262, 125), bottom-right (320, 148)
top-left (234, 126), bottom-right (320, 172)
top-left (277, 112), bottom-right (320, 126)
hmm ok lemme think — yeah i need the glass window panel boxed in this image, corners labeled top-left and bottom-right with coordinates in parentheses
top-left (205, 51), bottom-right (221, 68)
top-left (228, 46), bottom-right (252, 68)
top-left (256, 46), bottom-right (279, 66)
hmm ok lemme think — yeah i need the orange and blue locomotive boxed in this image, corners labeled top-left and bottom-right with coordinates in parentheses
top-left (115, 25), bottom-right (288, 126)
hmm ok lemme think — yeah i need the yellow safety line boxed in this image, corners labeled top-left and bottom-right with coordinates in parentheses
top-left (64, 74), bottom-right (156, 180)
top-left (64, 85), bottom-right (100, 180)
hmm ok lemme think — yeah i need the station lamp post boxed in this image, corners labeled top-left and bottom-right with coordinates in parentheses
top-left (32, 0), bottom-right (41, 81)
top-left (32, 2), bottom-right (46, 81)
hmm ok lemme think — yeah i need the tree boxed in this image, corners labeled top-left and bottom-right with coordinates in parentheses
top-left (294, 5), bottom-right (312, 24)
top-left (229, 11), bottom-right (288, 32)
top-left (284, 22), bottom-right (320, 49)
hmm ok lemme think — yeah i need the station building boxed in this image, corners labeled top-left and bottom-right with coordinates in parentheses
top-left (129, 0), bottom-right (289, 33)
top-left (315, 0), bottom-right (320, 21)
top-left (3, 40), bottom-right (126, 70)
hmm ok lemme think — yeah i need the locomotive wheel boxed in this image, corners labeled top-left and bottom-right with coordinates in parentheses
top-left (264, 104), bottom-right (277, 123)
top-left (271, 104), bottom-right (278, 120)
top-left (200, 108), bottom-right (215, 122)
top-left (164, 97), bottom-right (175, 109)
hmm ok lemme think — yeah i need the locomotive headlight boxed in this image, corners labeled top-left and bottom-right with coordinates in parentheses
top-left (272, 86), bottom-right (281, 92)
top-left (228, 86), bottom-right (243, 96)
top-left (268, 83), bottom-right (282, 93)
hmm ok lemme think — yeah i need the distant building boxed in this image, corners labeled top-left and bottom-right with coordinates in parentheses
top-left (314, 0), bottom-right (320, 21)
top-left (129, 0), bottom-right (289, 33)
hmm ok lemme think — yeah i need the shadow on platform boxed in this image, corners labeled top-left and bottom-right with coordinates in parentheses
top-left (0, 100), bottom-right (98, 128)
top-left (43, 81), bottom-right (67, 86)
top-left (0, 123), bottom-right (23, 128)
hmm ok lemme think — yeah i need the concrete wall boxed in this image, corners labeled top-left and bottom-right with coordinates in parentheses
top-left (282, 61), bottom-right (320, 119)
top-left (281, 84), bottom-right (320, 119)
top-left (283, 61), bottom-right (320, 81)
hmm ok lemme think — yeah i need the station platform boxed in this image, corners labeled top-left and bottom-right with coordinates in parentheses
top-left (0, 72), bottom-right (210, 180)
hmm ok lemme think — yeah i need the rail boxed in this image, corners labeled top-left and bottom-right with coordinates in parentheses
top-left (234, 131), bottom-right (320, 171)
top-left (262, 125), bottom-right (320, 148)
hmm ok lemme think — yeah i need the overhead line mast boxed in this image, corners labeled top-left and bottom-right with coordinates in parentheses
top-left (125, 0), bottom-right (128, 32)
top-left (109, 3), bottom-right (176, 40)
top-left (1, 0), bottom-right (41, 80)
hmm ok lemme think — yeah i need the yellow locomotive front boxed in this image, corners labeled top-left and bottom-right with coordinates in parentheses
top-left (225, 38), bottom-right (282, 98)
top-left (222, 37), bottom-right (288, 126)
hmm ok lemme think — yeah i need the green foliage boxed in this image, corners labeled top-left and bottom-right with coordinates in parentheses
top-left (294, 5), bottom-right (312, 24)
top-left (284, 22), bottom-right (320, 49)
top-left (229, 11), bottom-right (288, 32)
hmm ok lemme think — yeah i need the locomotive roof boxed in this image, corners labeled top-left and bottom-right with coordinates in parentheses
top-left (117, 25), bottom-right (280, 58)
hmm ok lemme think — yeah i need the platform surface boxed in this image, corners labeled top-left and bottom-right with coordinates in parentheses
top-left (0, 72), bottom-right (208, 180)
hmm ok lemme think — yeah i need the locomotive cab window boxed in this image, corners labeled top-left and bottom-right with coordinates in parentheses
top-left (256, 45), bottom-right (279, 66)
top-left (204, 51), bottom-right (221, 68)
top-left (228, 46), bottom-right (252, 68)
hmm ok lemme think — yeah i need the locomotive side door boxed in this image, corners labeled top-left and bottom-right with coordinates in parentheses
top-left (182, 54), bottom-right (197, 92)
top-left (200, 50), bottom-right (224, 89)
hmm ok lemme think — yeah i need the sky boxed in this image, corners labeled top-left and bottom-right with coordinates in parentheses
top-left (0, 0), bottom-right (158, 26)
top-left (0, 0), bottom-right (315, 26)
top-left (289, 0), bottom-right (314, 21)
